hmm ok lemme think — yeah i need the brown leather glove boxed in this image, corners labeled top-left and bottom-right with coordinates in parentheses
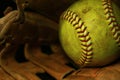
top-left (64, 60), bottom-right (120, 80)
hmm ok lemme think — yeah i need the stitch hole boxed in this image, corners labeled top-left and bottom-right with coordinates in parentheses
top-left (15, 45), bottom-right (28, 63)
top-left (40, 44), bottom-right (53, 55)
top-left (36, 72), bottom-right (56, 80)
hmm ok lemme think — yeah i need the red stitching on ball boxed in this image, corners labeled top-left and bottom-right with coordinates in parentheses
top-left (80, 37), bottom-right (91, 43)
top-left (75, 22), bottom-right (84, 30)
top-left (108, 20), bottom-right (117, 26)
top-left (78, 32), bottom-right (89, 38)
top-left (61, 10), bottom-right (93, 66)
top-left (102, 0), bottom-right (120, 46)
top-left (77, 27), bottom-right (87, 33)
top-left (82, 48), bottom-right (93, 52)
top-left (81, 42), bottom-right (92, 48)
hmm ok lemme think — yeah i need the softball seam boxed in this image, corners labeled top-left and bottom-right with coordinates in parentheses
top-left (61, 10), bottom-right (93, 66)
top-left (102, 0), bottom-right (120, 46)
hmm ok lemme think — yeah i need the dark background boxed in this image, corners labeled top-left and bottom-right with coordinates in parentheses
top-left (0, 0), bottom-right (16, 18)
top-left (0, 0), bottom-right (120, 19)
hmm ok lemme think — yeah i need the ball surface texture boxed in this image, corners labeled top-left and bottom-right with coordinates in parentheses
top-left (59, 0), bottom-right (120, 67)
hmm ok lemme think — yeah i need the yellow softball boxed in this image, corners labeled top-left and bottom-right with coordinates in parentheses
top-left (59, 0), bottom-right (120, 67)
